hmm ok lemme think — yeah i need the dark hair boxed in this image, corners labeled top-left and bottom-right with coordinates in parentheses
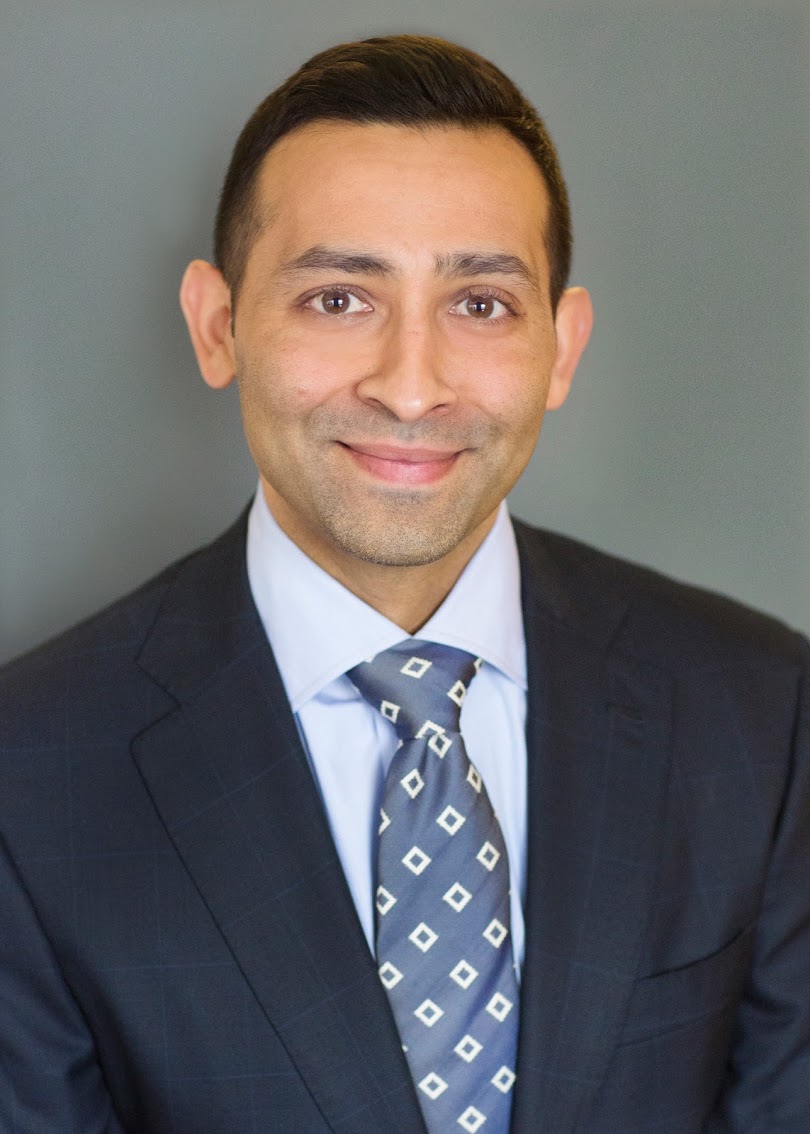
top-left (214, 34), bottom-right (572, 310)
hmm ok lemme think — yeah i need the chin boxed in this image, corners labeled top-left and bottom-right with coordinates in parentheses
top-left (324, 512), bottom-right (475, 569)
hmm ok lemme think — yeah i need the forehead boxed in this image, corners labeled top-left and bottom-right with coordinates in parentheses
top-left (247, 121), bottom-right (551, 277)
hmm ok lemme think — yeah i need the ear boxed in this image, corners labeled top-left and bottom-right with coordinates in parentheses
top-left (545, 286), bottom-right (593, 411)
top-left (179, 260), bottom-right (236, 389)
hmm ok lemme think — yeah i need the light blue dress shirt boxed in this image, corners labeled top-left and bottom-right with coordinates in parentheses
top-left (246, 488), bottom-right (529, 971)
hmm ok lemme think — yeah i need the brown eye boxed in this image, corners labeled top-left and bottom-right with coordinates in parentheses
top-left (310, 289), bottom-right (370, 316)
top-left (466, 296), bottom-right (496, 318)
top-left (450, 293), bottom-right (511, 320)
top-left (320, 290), bottom-right (352, 313)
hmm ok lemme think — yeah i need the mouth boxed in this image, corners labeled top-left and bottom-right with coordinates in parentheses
top-left (338, 441), bottom-right (464, 486)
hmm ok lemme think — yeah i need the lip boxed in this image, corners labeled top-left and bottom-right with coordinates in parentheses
top-left (339, 440), bottom-right (463, 485)
top-left (344, 441), bottom-right (461, 462)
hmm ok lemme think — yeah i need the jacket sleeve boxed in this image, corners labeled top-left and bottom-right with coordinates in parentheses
top-left (0, 833), bottom-right (126, 1134)
top-left (706, 633), bottom-right (810, 1131)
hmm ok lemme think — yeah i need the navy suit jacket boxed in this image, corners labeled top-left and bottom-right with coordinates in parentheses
top-left (1, 512), bottom-right (808, 1133)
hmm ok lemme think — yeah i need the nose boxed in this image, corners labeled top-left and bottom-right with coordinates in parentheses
top-left (355, 309), bottom-right (456, 422)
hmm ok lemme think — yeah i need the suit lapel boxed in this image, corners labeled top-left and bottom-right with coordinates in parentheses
top-left (510, 525), bottom-right (674, 1134)
top-left (132, 514), bottom-right (427, 1134)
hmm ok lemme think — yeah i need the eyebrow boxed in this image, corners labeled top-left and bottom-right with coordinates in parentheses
top-left (435, 251), bottom-right (539, 294)
top-left (278, 245), bottom-right (540, 293)
top-left (278, 246), bottom-right (396, 279)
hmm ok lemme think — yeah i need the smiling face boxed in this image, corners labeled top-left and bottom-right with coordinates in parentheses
top-left (182, 121), bottom-right (591, 593)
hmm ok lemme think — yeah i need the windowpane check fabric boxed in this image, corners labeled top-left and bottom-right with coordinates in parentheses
top-left (348, 640), bottom-right (519, 1134)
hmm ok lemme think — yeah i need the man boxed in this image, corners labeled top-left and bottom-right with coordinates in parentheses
top-left (0, 33), bottom-right (808, 1134)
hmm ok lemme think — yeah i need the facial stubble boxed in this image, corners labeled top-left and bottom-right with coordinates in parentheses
top-left (242, 389), bottom-right (517, 568)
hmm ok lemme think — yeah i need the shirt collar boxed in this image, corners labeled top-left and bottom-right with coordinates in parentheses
top-left (246, 486), bottom-right (527, 712)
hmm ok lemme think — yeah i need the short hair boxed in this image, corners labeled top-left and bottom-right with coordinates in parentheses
top-left (214, 34), bottom-right (572, 311)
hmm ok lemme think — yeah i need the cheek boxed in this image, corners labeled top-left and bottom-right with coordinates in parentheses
top-left (236, 339), bottom-right (340, 417)
top-left (465, 343), bottom-right (552, 428)
top-left (263, 332), bottom-right (366, 408)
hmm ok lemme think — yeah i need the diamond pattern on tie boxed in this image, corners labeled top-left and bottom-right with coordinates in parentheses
top-left (378, 961), bottom-right (403, 989)
top-left (409, 922), bottom-right (439, 952)
top-left (402, 846), bottom-right (431, 875)
top-left (443, 882), bottom-right (472, 912)
top-left (437, 805), bottom-right (465, 835)
top-left (415, 999), bottom-right (444, 1027)
top-left (450, 959), bottom-right (478, 989)
top-left (458, 1105), bottom-right (487, 1132)
top-left (484, 918), bottom-right (509, 948)
top-left (454, 1034), bottom-right (483, 1063)
top-left (477, 841), bottom-right (501, 871)
top-left (491, 1066), bottom-right (517, 1093)
top-left (419, 1072), bottom-right (448, 1100)
top-left (376, 886), bottom-right (396, 915)
top-left (401, 769), bottom-right (425, 798)
top-left (348, 640), bottom-right (519, 1134)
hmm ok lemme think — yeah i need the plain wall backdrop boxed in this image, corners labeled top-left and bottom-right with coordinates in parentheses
top-left (2, 0), bottom-right (808, 663)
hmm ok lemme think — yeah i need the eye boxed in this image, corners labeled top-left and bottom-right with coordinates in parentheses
top-left (307, 289), bottom-right (371, 316)
top-left (450, 292), bottom-right (514, 320)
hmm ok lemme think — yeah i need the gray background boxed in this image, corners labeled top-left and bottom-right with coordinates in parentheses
top-left (2, 0), bottom-right (808, 663)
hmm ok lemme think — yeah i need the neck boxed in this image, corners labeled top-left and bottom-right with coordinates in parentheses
top-left (262, 485), bottom-right (498, 633)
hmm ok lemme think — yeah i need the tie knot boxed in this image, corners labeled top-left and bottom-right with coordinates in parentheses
top-left (348, 640), bottom-right (481, 741)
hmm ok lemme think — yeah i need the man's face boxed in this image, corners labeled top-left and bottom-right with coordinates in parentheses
top-left (223, 122), bottom-right (579, 572)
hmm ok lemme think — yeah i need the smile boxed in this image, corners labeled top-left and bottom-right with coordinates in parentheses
top-left (339, 441), bottom-right (463, 486)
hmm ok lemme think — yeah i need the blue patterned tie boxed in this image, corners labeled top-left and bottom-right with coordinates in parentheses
top-left (349, 641), bottom-right (519, 1134)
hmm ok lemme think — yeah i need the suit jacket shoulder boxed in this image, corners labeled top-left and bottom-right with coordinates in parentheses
top-left (512, 516), bottom-right (807, 673)
top-left (0, 509), bottom-right (252, 726)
